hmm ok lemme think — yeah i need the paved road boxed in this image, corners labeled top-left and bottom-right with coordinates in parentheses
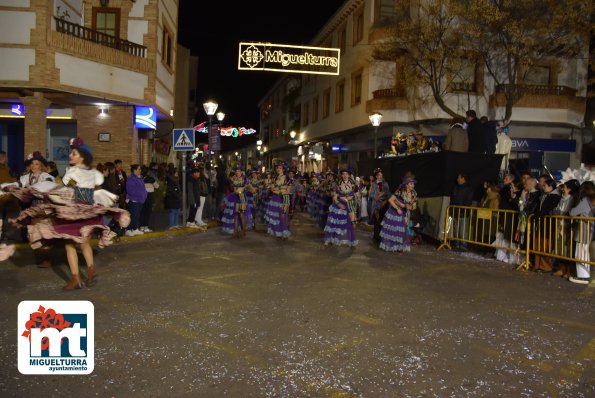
top-left (1, 214), bottom-right (594, 397)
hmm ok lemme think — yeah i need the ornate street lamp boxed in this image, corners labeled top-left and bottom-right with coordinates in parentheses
top-left (369, 112), bottom-right (383, 158)
top-left (203, 101), bottom-right (218, 162)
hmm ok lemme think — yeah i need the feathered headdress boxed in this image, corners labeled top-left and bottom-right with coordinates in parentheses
top-left (70, 137), bottom-right (93, 156)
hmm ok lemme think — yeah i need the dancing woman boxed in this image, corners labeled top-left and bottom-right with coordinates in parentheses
top-left (6, 138), bottom-right (129, 289)
top-left (265, 163), bottom-right (291, 239)
top-left (221, 167), bottom-right (252, 237)
top-left (379, 176), bottom-right (416, 252)
top-left (323, 169), bottom-right (359, 247)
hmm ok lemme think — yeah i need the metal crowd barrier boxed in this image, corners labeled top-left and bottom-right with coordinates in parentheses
top-left (437, 205), bottom-right (595, 274)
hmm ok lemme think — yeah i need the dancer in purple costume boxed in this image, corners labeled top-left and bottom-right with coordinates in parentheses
top-left (265, 163), bottom-right (291, 238)
top-left (324, 169), bottom-right (359, 247)
top-left (379, 176), bottom-right (416, 252)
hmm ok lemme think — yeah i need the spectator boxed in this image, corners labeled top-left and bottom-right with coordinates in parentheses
top-left (125, 164), bottom-right (147, 236)
top-left (480, 116), bottom-right (498, 154)
top-left (165, 167), bottom-right (182, 229)
top-left (140, 165), bottom-right (158, 232)
top-left (114, 159), bottom-right (127, 208)
top-left (532, 179), bottom-right (561, 272)
top-left (568, 181), bottom-right (595, 284)
top-left (465, 110), bottom-right (483, 153)
top-left (450, 173), bottom-right (474, 250)
top-left (443, 117), bottom-right (468, 152)
top-left (0, 151), bottom-right (15, 241)
top-left (215, 165), bottom-right (229, 221)
top-left (186, 168), bottom-right (202, 227)
top-left (552, 180), bottom-right (579, 278)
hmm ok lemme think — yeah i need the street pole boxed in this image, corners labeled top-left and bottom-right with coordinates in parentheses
top-left (374, 126), bottom-right (378, 159)
top-left (207, 114), bottom-right (213, 164)
top-left (182, 151), bottom-right (187, 226)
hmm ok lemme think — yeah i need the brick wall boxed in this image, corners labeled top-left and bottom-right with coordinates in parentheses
top-left (75, 105), bottom-right (138, 169)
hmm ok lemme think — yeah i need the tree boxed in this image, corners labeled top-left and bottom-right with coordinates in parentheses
top-left (458, 0), bottom-right (592, 119)
top-left (372, 0), bottom-right (593, 120)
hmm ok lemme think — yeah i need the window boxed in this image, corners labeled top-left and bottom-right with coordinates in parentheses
top-left (338, 25), bottom-right (346, 55)
top-left (451, 58), bottom-right (479, 92)
top-left (524, 66), bottom-right (551, 86)
top-left (351, 70), bottom-right (362, 106)
top-left (161, 24), bottom-right (173, 68)
top-left (335, 80), bottom-right (345, 113)
top-left (374, 0), bottom-right (398, 24)
top-left (93, 8), bottom-right (119, 37)
top-left (353, 8), bottom-right (364, 44)
top-left (312, 96), bottom-right (319, 123)
top-left (322, 88), bottom-right (331, 118)
top-left (302, 101), bottom-right (309, 126)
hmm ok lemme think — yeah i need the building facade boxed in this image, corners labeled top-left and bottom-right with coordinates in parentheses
top-left (0, 0), bottom-right (178, 174)
top-left (258, 0), bottom-right (589, 176)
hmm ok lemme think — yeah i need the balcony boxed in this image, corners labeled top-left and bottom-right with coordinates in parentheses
top-left (54, 17), bottom-right (146, 58)
top-left (365, 88), bottom-right (409, 113)
top-left (491, 84), bottom-right (584, 113)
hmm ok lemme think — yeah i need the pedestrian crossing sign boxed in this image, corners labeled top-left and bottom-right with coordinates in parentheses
top-left (172, 129), bottom-right (195, 151)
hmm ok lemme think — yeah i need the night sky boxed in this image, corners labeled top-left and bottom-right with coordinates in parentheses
top-left (178, 0), bottom-right (346, 149)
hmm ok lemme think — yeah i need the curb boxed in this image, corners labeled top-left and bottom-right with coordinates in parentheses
top-left (12, 221), bottom-right (217, 250)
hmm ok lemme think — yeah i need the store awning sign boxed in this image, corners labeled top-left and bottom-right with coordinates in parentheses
top-left (238, 42), bottom-right (340, 75)
top-left (135, 106), bottom-right (156, 129)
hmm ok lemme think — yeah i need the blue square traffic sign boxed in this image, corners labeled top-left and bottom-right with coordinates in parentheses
top-left (172, 129), bottom-right (195, 151)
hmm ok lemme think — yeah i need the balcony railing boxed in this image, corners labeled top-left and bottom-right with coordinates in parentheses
top-left (54, 17), bottom-right (146, 58)
top-left (372, 88), bottom-right (406, 98)
top-left (495, 84), bottom-right (577, 97)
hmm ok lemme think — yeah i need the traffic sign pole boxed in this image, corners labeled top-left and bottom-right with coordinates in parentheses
top-left (182, 151), bottom-right (187, 227)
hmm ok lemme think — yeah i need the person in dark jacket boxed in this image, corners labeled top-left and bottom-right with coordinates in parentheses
top-left (466, 110), bottom-right (483, 154)
top-left (480, 116), bottom-right (498, 154)
top-left (450, 173), bottom-right (474, 249)
top-left (125, 164), bottom-right (148, 236)
top-left (532, 179), bottom-right (561, 272)
top-left (165, 168), bottom-right (182, 229)
top-left (186, 168), bottom-right (202, 227)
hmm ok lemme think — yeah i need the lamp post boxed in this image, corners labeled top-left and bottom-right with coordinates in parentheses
top-left (203, 100), bottom-right (218, 163)
top-left (369, 112), bottom-right (383, 159)
top-left (215, 111), bottom-right (225, 166)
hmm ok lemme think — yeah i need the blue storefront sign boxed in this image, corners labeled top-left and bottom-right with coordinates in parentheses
top-left (134, 106), bottom-right (156, 129)
top-left (510, 138), bottom-right (576, 152)
top-left (430, 136), bottom-right (575, 152)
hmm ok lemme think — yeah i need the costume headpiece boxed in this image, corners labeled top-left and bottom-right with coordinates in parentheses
top-left (70, 137), bottom-right (93, 156)
top-left (25, 151), bottom-right (48, 167)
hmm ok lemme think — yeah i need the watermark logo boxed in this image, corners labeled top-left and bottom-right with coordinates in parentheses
top-left (18, 301), bottom-right (94, 375)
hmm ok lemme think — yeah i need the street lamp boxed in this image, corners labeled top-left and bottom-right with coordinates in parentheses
top-left (369, 112), bottom-right (383, 158)
top-left (289, 130), bottom-right (297, 139)
top-left (215, 111), bottom-right (225, 164)
top-left (203, 100), bottom-right (218, 162)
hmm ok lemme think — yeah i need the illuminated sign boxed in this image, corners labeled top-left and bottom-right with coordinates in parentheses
top-left (11, 104), bottom-right (24, 116)
top-left (135, 106), bottom-right (156, 129)
top-left (194, 124), bottom-right (256, 137)
top-left (238, 42), bottom-right (340, 75)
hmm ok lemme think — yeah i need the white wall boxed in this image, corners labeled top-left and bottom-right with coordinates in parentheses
top-left (0, 10), bottom-right (35, 44)
top-left (0, 48), bottom-right (35, 80)
top-left (128, 20), bottom-right (148, 46)
top-left (130, 0), bottom-right (149, 17)
top-left (55, 52), bottom-right (148, 100)
top-left (0, 0), bottom-right (29, 7)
